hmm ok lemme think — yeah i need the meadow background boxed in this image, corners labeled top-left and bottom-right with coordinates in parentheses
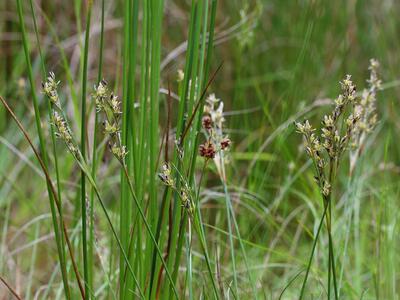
top-left (0, 0), bottom-right (399, 299)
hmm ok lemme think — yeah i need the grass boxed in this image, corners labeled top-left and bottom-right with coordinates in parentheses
top-left (1, 0), bottom-right (400, 299)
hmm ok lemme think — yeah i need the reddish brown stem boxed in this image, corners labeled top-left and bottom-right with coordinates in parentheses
top-left (0, 275), bottom-right (22, 300)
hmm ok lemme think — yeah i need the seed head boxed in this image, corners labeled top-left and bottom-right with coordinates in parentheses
top-left (322, 181), bottom-right (331, 196)
top-left (93, 80), bottom-right (108, 112)
top-left (212, 102), bottom-right (225, 128)
top-left (95, 79), bottom-right (108, 98)
top-left (199, 140), bottom-right (216, 159)
top-left (109, 93), bottom-right (121, 115)
top-left (180, 185), bottom-right (194, 215)
top-left (206, 93), bottom-right (220, 106)
top-left (220, 137), bottom-right (231, 150)
top-left (295, 120), bottom-right (314, 134)
top-left (340, 75), bottom-right (356, 102)
top-left (52, 111), bottom-right (78, 156)
top-left (322, 115), bottom-right (334, 128)
top-left (110, 144), bottom-right (127, 162)
top-left (158, 163), bottom-right (175, 187)
top-left (368, 59), bottom-right (381, 91)
top-left (104, 120), bottom-right (118, 135)
top-left (42, 72), bottom-right (61, 108)
top-left (202, 115), bottom-right (213, 130)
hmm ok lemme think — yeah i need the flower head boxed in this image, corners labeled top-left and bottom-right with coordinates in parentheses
top-left (202, 115), bottom-right (213, 130)
top-left (158, 163), bottom-right (175, 187)
top-left (110, 144), bottom-right (127, 162)
top-left (93, 80), bottom-right (108, 112)
top-left (220, 137), bottom-right (231, 150)
top-left (109, 94), bottom-right (121, 115)
top-left (199, 140), bottom-right (216, 159)
top-left (52, 111), bottom-right (78, 156)
top-left (42, 72), bottom-right (61, 108)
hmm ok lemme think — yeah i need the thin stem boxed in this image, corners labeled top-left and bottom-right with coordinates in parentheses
top-left (223, 178), bottom-right (258, 298)
top-left (69, 153), bottom-right (145, 298)
top-left (327, 158), bottom-right (338, 300)
top-left (0, 275), bottom-right (22, 300)
top-left (224, 180), bottom-right (238, 295)
top-left (328, 224), bottom-right (339, 300)
top-left (121, 165), bottom-right (180, 299)
top-left (81, 2), bottom-right (93, 297)
top-left (88, 0), bottom-right (105, 294)
top-left (327, 201), bottom-right (332, 299)
top-left (89, 176), bottom-right (145, 299)
top-left (191, 213), bottom-right (220, 299)
top-left (193, 159), bottom-right (220, 298)
top-left (298, 198), bottom-right (330, 300)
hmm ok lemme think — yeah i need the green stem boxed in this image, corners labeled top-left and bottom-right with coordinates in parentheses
top-left (327, 158), bottom-right (338, 300)
top-left (222, 178), bottom-right (258, 298)
top-left (121, 165), bottom-right (179, 299)
top-left (223, 181), bottom-right (238, 295)
top-left (15, 1), bottom-right (71, 297)
top-left (81, 2), bottom-right (93, 297)
top-left (192, 213), bottom-right (220, 299)
top-left (88, 0), bottom-right (105, 295)
top-left (298, 199), bottom-right (330, 300)
top-left (74, 157), bottom-right (144, 298)
top-left (328, 224), bottom-right (339, 300)
top-left (327, 202), bottom-right (332, 299)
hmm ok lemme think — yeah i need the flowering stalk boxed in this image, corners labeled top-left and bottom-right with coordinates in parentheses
top-left (350, 59), bottom-right (381, 174)
top-left (296, 75), bottom-right (360, 300)
top-left (296, 62), bottom-right (381, 299)
top-left (41, 70), bottom-right (72, 298)
top-left (45, 75), bottom-right (146, 297)
top-left (198, 93), bottom-right (257, 297)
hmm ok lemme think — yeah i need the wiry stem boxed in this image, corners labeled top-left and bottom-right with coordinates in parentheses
top-left (0, 275), bottom-right (22, 300)
top-left (298, 199), bottom-right (330, 300)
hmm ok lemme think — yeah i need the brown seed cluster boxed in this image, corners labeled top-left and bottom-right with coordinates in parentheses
top-left (202, 115), bottom-right (212, 130)
top-left (199, 94), bottom-right (231, 161)
top-left (199, 140), bottom-right (216, 159)
top-left (220, 138), bottom-right (231, 150)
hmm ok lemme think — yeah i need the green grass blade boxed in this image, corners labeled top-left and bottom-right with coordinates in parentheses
top-left (15, 1), bottom-right (71, 297)
top-left (80, 1), bottom-right (93, 297)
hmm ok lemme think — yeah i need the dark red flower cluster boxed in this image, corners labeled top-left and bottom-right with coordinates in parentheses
top-left (220, 138), bottom-right (231, 150)
top-left (202, 115), bottom-right (212, 130)
top-left (199, 141), bottom-right (216, 159)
